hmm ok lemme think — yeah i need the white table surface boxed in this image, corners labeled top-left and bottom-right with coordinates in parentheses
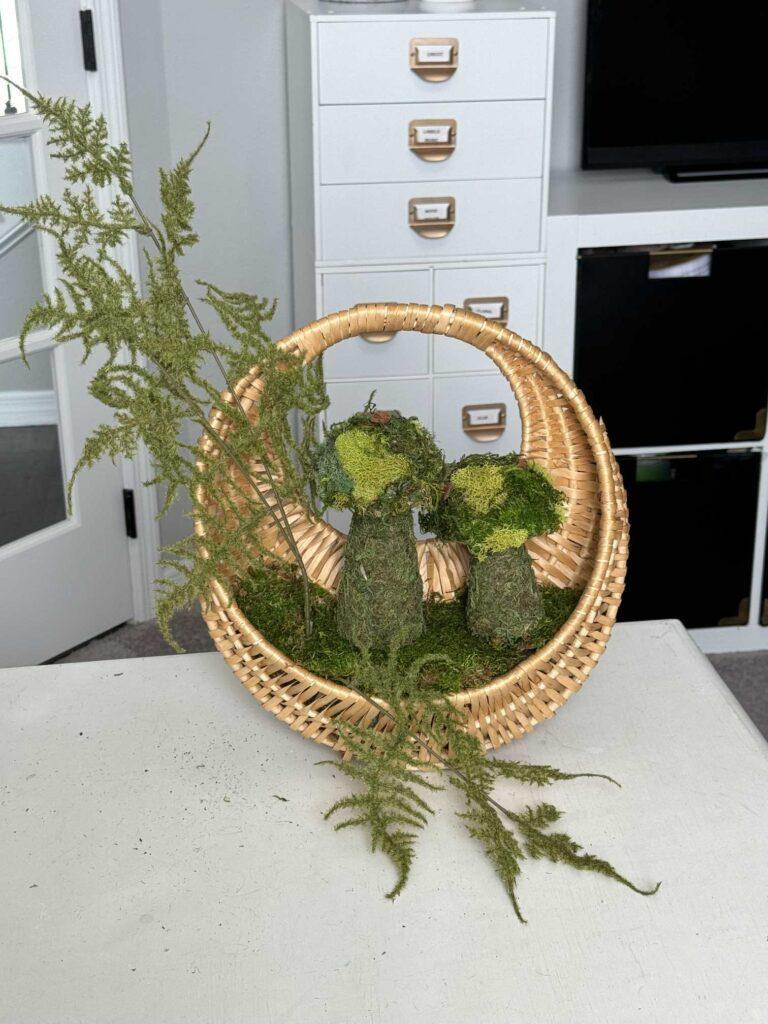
top-left (2, 620), bottom-right (767, 1024)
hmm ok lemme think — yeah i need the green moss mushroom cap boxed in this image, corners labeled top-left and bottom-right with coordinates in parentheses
top-left (422, 452), bottom-right (567, 560)
top-left (313, 406), bottom-right (444, 516)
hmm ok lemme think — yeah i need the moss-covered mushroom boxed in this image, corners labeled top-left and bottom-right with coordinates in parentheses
top-left (422, 453), bottom-right (566, 646)
top-left (313, 406), bottom-right (443, 649)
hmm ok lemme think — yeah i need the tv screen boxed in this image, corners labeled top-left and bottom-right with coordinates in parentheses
top-left (583, 1), bottom-right (768, 176)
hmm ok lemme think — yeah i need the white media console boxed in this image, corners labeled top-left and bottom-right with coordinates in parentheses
top-left (546, 169), bottom-right (768, 651)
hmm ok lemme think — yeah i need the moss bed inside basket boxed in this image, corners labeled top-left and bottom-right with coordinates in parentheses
top-left (235, 559), bottom-right (580, 696)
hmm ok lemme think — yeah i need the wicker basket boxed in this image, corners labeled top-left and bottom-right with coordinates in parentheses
top-left (198, 303), bottom-right (628, 758)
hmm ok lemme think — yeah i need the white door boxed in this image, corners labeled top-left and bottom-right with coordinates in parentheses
top-left (0, 0), bottom-right (139, 666)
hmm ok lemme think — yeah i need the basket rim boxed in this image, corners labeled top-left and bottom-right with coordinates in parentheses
top-left (196, 302), bottom-right (623, 708)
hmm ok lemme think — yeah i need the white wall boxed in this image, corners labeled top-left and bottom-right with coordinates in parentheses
top-left (119, 0), bottom-right (171, 232)
top-left (547, 0), bottom-right (587, 173)
top-left (119, 0), bottom-right (294, 548)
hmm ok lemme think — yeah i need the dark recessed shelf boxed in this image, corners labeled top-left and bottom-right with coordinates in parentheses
top-left (617, 450), bottom-right (760, 629)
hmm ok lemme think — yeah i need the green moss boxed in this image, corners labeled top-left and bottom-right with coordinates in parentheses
top-left (334, 429), bottom-right (409, 508)
top-left (467, 545), bottom-right (544, 646)
top-left (484, 526), bottom-right (529, 553)
top-left (235, 558), bottom-right (580, 696)
top-left (335, 511), bottom-right (424, 648)
top-left (313, 406), bottom-right (444, 516)
top-left (424, 453), bottom-right (567, 559)
top-left (452, 463), bottom-right (505, 515)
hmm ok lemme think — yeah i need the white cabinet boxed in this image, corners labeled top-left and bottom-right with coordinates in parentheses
top-left (316, 17), bottom-right (550, 105)
top-left (321, 270), bottom-right (431, 379)
top-left (325, 378), bottom-right (433, 431)
top-left (286, 0), bottom-right (554, 461)
top-left (318, 101), bottom-right (546, 185)
top-left (319, 179), bottom-right (542, 263)
top-left (434, 373), bottom-right (522, 462)
top-left (433, 263), bottom-right (542, 373)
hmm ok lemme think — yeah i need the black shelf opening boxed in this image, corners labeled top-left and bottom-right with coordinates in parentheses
top-left (575, 243), bottom-right (768, 449)
top-left (617, 450), bottom-right (760, 629)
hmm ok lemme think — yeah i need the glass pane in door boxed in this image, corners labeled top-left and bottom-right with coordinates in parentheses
top-left (0, 136), bottom-right (44, 341)
top-left (0, 348), bottom-right (66, 546)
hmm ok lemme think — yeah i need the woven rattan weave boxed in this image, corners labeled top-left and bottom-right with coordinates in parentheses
top-left (198, 303), bottom-right (628, 759)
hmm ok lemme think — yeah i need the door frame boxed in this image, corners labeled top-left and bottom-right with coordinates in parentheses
top-left (4, 0), bottom-right (161, 622)
top-left (82, 0), bottom-right (161, 621)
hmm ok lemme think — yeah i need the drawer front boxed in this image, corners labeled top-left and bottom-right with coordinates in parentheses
top-left (317, 19), bottom-right (550, 105)
top-left (319, 178), bottom-right (542, 262)
top-left (434, 373), bottom-right (521, 462)
top-left (318, 101), bottom-right (545, 185)
top-left (433, 264), bottom-right (542, 373)
top-left (321, 270), bottom-right (431, 380)
top-left (325, 378), bottom-right (433, 431)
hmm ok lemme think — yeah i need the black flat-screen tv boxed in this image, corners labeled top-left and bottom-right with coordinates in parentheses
top-left (582, 1), bottom-right (768, 180)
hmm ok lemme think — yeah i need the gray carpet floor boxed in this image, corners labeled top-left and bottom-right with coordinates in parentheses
top-left (53, 613), bottom-right (768, 741)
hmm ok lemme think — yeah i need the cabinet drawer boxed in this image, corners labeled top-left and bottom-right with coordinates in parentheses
top-left (317, 19), bottom-right (550, 105)
top-left (318, 101), bottom-right (545, 185)
top-left (319, 178), bottom-right (542, 262)
top-left (320, 270), bottom-right (431, 380)
top-left (434, 373), bottom-right (521, 462)
top-left (325, 378), bottom-right (432, 432)
top-left (433, 264), bottom-right (542, 373)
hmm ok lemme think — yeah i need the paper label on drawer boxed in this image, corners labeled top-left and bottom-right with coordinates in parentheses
top-left (415, 124), bottom-right (451, 144)
top-left (466, 407), bottom-right (502, 427)
top-left (468, 302), bottom-right (505, 320)
top-left (415, 44), bottom-right (452, 64)
top-left (413, 202), bottom-right (450, 221)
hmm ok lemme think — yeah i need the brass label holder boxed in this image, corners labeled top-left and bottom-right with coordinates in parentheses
top-left (408, 118), bottom-right (457, 162)
top-left (462, 402), bottom-right (506, 443)
top-left (463, 296), bottom-right (509, 325)
top-left (409, 196), bottom-right (455, 239)
top-left (409, 37), bottom-right (459, 83)
top-left (359, 330), bottom-right (397, 344)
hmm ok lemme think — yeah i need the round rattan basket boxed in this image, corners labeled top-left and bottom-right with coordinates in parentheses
top-left (198, 303), bottom-right (628, 759)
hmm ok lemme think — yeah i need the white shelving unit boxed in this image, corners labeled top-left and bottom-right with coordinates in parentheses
top-left (546, 168), bottom-right (768, 652)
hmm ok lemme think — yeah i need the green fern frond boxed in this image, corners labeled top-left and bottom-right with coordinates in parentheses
top-left (511, 803), bottom-right (661, 897)
top-left (489, 761), bottom-right (620, 788)
top-left (457, 800), bottom-right (526, 921)
top-left (159, 123), bottom-right (210, 254)
top-left (322, 721), bottom-right (440, 899)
